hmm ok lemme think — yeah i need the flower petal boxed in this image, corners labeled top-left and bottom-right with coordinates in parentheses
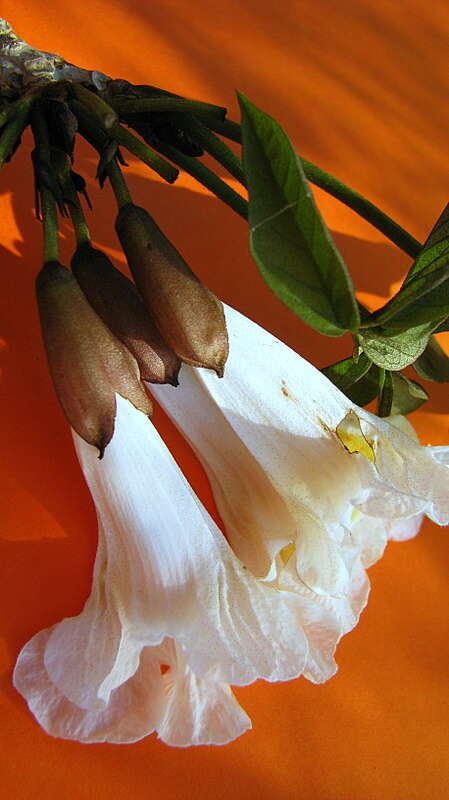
top-left (13, 627), bottom-right (164, 743)
top-left (428, 446), bottom-right (449, 466)
top-left (154, 303), bottom-right (449, 531)
top-left (276, 556), bottom-right (370, 683)
top-left (156, 640), bottom-right (251, 747)
top-left (386, 513), bottom-right (424, 542)
top-left (14, 629), bottom-right (250, 745)
top-left (356, 414), bottom-right (449, 524)
top-left (42, 531), bottom-right (129, 709)
top-left (293, 516), bottom-right (350, 597)
top-left (154, 306), bottom-right (363, 529)
top-left (151, 363), bottom-right (296, 578)
top-left (71, 394), bottom-right (309, 688)
top-left (349, 509), bottom-right (423, 567)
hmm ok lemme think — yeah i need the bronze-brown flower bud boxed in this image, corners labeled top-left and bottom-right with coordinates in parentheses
top-left (36, 260), bottom-right (152, 456)
top-left (71, 242), bottom-right (181, 385)
top-left (115, 203), bottom-right (229, 376)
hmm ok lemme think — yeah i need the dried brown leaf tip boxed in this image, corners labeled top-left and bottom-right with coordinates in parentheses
top-left (36, 260), bottom-right (152, 456)
top-left (115, 203), bottom-right (229, 376)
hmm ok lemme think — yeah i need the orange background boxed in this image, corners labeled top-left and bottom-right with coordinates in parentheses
top-left (1, 2), bottom-right (449, 798)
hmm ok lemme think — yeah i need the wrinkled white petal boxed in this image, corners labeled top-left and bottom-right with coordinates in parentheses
top-left (15, 394), bottom-right (313, 746)
top-left (153, 363), bottom-right (296, 579)
top-left (355, 415), bottom-right (449, 524)
top-left (152, 303), bottom-right (444, 689)
top-left (156, 640), bottom-right (251, 747)
top-left (67, 395), bottom-right (309, 691)
top-left (153, 303), bottom-right (449, 533)
top-left (275, 555), bottom-right (370, 683)
top-left (349, 509), bottom-right (424, 567)
top-left (428, 446), bottom-right (449, 466)
top-left (14, 629), bottom-right (250, 746)
top-left (14, 627), bottom-right (164, 743)
top-left (293, 516), bottom-right (350, 597)
top-left (387, 513), bottom-right (424, 542)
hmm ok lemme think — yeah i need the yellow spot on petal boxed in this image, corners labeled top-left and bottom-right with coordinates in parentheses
top-left (280, 542), bottom-right (295, 565)
top-left (351, 507), bottom-right (362, 523)
top-left (336, 410), bottom-right (376, 463)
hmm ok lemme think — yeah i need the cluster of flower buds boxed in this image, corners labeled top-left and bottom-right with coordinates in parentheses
top-left (0, 20), bottom-right (235, 456)
top-left (36, 209), bottom-right (229, 456)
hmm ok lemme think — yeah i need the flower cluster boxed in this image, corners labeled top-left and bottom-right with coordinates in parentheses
top-left (4, 16), bottom-right (449, 750)
top-left (14, 302), bottom-right (449, 746)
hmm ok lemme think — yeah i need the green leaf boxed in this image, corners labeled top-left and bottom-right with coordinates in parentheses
top-left (433, 317), bottom-right (449, 333)
top-left (358, 320), bottom-right (438, 370)
top-left (373, 204), bottom-right (449, 330)
top-left (239, 93), bottom-right (359, 337)
top-left (322, 353), bottom-right (372, 391)
top-left (389, 373), bottom-right (428, 415)
top-left (322, 354), bottom-right (382, 405)
top-left (413, 336), bottom-right (449, 382)
top-left (405, 204), bottom-right (449, 282)
top-left (345, 364), bottom-right (381, 406)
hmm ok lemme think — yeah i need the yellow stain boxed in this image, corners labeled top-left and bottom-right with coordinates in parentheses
top-left (279, 542), bottom-right (295, 565)
top-left (336, 410), bottom-right (376, 463)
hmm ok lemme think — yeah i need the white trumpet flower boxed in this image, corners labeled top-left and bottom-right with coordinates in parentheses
top-left (13, 394), bottom-right (321, 747)
top-left (152, 304), bottom-right (449, 681)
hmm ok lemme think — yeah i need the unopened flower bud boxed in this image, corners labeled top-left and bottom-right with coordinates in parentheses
top-left (115, 204), bottom-right (229, 376)
top-left (36, 260), bottom-right (152, 456)
top-left (71, 242), bottom-right (181, 385)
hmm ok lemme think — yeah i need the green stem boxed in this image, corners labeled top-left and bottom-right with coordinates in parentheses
top-left (202, 115), bottom-right (242, 143)
top-left (300, 158), bottom-right (421, 258)
top-left (65, 183), bottom-right (91, 246)
top-left (107, 160), bottom-right (132, 209)
top-left (111, 121), bottom-right (178, 183)
top-left (0, 102), bottom-right (14, 129)
top-left (152, 139), bottom-right (248, 219)
top-left (0, 96), bottom-right (34, 169)
top-left (204, 116), bottom-right (421, 258)
top-left (71, 84), bottom-right (118, 129)
top-left (41, 189), bottom-right (59, 263)
top-left (71, 210), bottom-right (90, 245)
top-left (70, 97), bottom-right (178, 184)
top-left (108, 96), bottom-right (226, 120)
top-left (70, 99), bottom-right (131, 208)
top-left (70, 98), bottom-right (108, 150)
top-left (176, 114), bottom-right (246, 185)
top-left (50, 148), bottom-right (90, 246)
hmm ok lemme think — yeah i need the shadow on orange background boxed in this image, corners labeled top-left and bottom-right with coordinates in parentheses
top-left (0, 2), bottom-right (449, 799)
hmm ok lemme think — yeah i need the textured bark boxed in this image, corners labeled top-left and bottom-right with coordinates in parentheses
top-left (0, 19), bottom-right (109, 93)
